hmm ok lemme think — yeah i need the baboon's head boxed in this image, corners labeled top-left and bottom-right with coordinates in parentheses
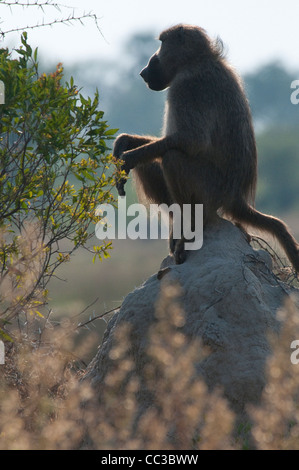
top-left (140, 24), bottom-right (221, 91)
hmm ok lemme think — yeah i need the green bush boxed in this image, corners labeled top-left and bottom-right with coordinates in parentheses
top-left (0, 33), bottom-right (117, 331)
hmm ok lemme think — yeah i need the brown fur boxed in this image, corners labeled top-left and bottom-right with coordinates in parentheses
top-left (113, 24), bottom-right (299, 272)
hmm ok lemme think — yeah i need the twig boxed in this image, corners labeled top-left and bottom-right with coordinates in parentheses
top-left (77, 306), bottom-right (120, 328)
top-left (0, 11), bottom-right (104, 39)
top-left (73, 297), bottom-right (100, 318)
top-left (251, 235), bottom-right (286, 268)
top-left (0, 0), bottom-right (73, 10)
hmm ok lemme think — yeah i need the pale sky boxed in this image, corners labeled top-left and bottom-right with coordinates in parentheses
top-left (1, 0), bottom-right (299, 74)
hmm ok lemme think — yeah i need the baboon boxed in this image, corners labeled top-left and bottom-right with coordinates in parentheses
top-left (113, 24), bottom-right (299, 273)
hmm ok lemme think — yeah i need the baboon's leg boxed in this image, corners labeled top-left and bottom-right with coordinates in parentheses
top-left (162, 150), bottom-right (221, 263)
top-left (134, 162), bottom-right (175, 255)
top-left (133, 162), bottom-right (173, 206)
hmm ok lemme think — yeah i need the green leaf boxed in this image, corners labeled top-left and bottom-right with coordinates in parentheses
top-left (104, 128), bottom-right (118, 136)
top-left (0, 329), bottom-right (13, 342)
top-left (33, 47), bottom-right (38, 62)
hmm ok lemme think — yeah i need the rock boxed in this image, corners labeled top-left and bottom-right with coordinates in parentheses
top-left (84, 217), bottom-right (297, 419)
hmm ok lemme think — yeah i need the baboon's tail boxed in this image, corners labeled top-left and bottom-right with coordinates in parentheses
top-left (230, 200), bottom-right (299, 273)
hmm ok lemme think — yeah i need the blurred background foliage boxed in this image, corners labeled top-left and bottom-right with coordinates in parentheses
top-left (38, 31), bottom-right (299, 335)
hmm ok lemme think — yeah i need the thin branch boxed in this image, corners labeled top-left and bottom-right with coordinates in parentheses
top-left (0, 11), bottom-right (104, 39)
top-left (0, 0), bottom-right (72, 10)
top-left (77, 306), bottom-right (121, 328)
top-left (73, 297), bottom-right (100, 318)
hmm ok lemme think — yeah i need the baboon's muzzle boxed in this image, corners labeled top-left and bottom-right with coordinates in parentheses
top-left (140, 66), bottom-right (149, 83)
top-left (140, 54), bottom-right (168, 91)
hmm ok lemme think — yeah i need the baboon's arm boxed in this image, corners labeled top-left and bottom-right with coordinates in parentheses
top-left (122, 137), bottom-right (169, 169)
top-left (114, 132), bottom-right (205, 196)
top-left (113, 133), bottom-right (161, 196)
top-left (113, 133), bottom-right (158, 159)
top-left (119, 134), bottom-right (200, 172)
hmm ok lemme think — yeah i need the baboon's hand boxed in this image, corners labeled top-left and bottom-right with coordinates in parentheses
top-left (113, 134), bottom-right (134, 196)
top-left (115, 162), bottom-right (128, 196)
top-left (113, 133), bottom-right (134, 159)
top-left (116, 152), bottom-right (137, 196)
top-left (116, 178), bottom-right (126, 196)
top-left (113, 133), bottom-right (154, 196)
top-left (120, 151), bottom-right (137, 173)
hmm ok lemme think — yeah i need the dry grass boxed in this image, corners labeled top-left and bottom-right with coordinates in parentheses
top-left (82, 283), bottom-right (235, 450)
top-left (0, 284), bottom-right (236, 450)
top-left (1, 283), bottom-right (299, 450)
top-left (1, 226), bottom-right (299, 450)
top-left (249, 296), bottom-right (299, 449)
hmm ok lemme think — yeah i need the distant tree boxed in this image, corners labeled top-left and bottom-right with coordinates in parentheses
top-left (62, 32), bottom-right (165, 141)
top-left (244, 62), bottom-right (299, 129)
top-left (256, 128), bottom-right (299, 213)
top-left (103, 32), bottom-right (166, 137)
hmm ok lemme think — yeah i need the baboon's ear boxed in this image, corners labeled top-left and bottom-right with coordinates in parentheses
top-left (177, 26), bottom-right (185, 45)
